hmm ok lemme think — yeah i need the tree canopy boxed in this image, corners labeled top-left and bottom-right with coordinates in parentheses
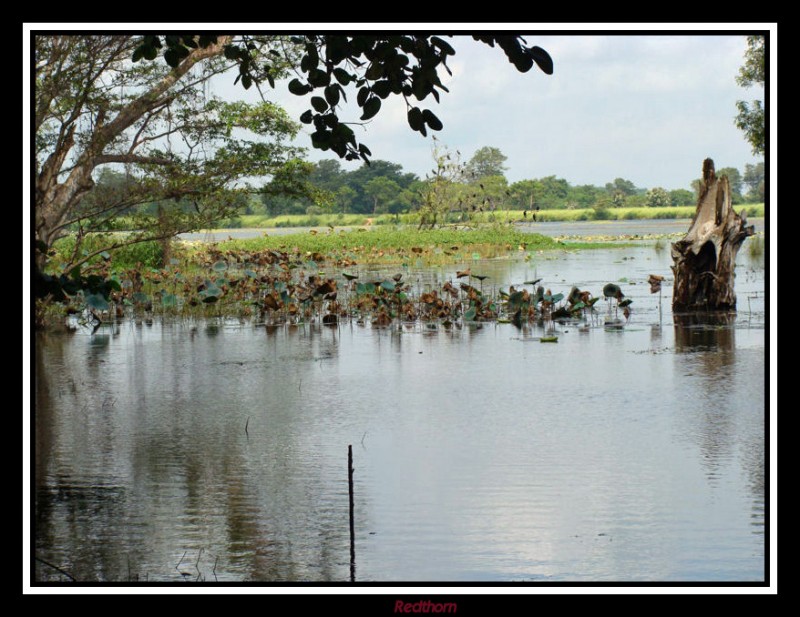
top-left (465, 146), bottom-right (508, 180)
top-left (735, 35), bottom-right (765, 156)
top-left (34, 35), bottom-right (310, 271)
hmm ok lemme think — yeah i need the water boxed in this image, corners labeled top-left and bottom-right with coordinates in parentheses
top-left (32, 245), bottom-right (767, 583)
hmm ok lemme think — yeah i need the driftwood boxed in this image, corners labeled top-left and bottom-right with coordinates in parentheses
top-left (671, 159), bottom-right (755, 312)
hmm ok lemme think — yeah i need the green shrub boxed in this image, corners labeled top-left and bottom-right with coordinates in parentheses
top-left (112, 241), bottom-right (163, 268)
top-left (592, 206), bottom-right (612, 221)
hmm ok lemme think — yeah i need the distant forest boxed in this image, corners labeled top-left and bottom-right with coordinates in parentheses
top-left (94, 147), bottom-right (765, 220)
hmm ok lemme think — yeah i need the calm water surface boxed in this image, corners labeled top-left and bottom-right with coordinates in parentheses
top-left (33, 245), bottom-right (766, 583)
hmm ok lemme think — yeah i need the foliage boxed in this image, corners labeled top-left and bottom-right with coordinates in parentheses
top-left (416, 139), bottom-right (475, 228)
top-left (644, 187), bottom-right (670, 208)
top-left (465, 146), bottom-right (508, 180)
top-left (735, 35), bottom-right (765, 156)
top-left (136, 35), bottom-right (553, 164)
top-left (364, 176), bottom-right (403, 213)
top-left (743, 162), bottom-right (765, 202)
top-left (669, 189), bottom-right (695, 207)
top-left (605, 177), bottom-right (640, 199)
top-left (35, 34), bottom-right (311, 274)
top-left (716, 167), bottom-right (744, 202)
top-left (591, 199), bottom-right (613, 220)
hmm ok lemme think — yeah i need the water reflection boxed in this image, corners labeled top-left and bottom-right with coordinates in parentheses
top-left (670, 311), bottom-right (765, 553)
top-left (34, 247), bottom-right (766, 583)
top-left (673, 312), bottom-right (737, 354)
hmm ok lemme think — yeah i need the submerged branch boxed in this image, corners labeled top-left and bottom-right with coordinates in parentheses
top-left (35, 556), bottom-right (77, 582)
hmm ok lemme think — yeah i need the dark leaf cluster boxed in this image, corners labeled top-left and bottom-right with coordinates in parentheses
top-left (135, 34), bottom-right (552, 164)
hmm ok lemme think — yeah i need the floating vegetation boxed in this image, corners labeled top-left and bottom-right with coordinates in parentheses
top-left (38, 228), bottom-right (668, 335)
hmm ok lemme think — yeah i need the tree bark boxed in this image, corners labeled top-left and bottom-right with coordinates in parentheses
top-left (671, 158), bottom-right (755, 312)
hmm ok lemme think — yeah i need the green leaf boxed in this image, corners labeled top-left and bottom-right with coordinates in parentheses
top-left (224, 45), bottom-right (240, 60)
top-left (311, 96), bottom-right (328, 112)
top-left (161, 293), bottom-right (176, 307)
top-left (201, 284), bottom-right (222, 299)
top-left (508, 291), bottom-right (525, 305)
top-left (464, 306), bottom-right (477, 322)
top-left (85, 293), bottom-right (110, 312)
top-left (380, 280), bottom-right (396, 292)
top-left (430, 36), bottom-right (455, 55)
top-left (530, 46), bottom-right (554, 75)
top-left (324, 84), bottom-right (340, 106)
top-left (407, 107), bottom-right (424, 132)
top-left (422, 109), bottom-right (443, 131)
top-left (333, 67), bottom-right (352, 85)
top-left (360, 96), bottom-right (381, 121)
top-left (371, 80), bottom-right (391, 99)
top-left (212, 260), bottom-right (227, 272)
top-left (143, 45), bottom-right (158, 61)
top-left (307, 68), bottom-right (330, 87)
top-left (311, 130), bottom-right (331, 150)
top-left (164, 49), bottom-right (180, 68)
top-left (132, 292), bottom-right (150, 304)
top-left (288, 78), bottom-right (312, 96)
top-left (603, 283), bottom-right (621, 298)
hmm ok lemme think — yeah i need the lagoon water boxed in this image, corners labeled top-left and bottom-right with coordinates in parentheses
top-left (33, 244), bottom-right (767, 583)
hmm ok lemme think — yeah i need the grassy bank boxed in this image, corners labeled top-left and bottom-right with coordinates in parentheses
top-left (230, 203), bottom-right (763, 228)
top-left (214, 225), bottom-right (562, 257)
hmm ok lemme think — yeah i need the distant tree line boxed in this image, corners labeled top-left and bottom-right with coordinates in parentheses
top-left (88, 147), bottom-right (765, 221)
top-left (248, 146), bottom-right (764, 217)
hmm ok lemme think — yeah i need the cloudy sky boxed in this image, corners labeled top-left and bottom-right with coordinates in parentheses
top-left (218, 30), bottom-right (769, 192)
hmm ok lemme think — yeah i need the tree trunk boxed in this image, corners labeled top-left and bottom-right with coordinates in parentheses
top-left (671, 158), bottom-right (755, 312)
top-left (157, 204), bottom-right (171, 267)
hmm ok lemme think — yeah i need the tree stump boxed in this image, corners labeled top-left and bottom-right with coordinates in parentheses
top-left (671, 159), bottom-right (755, 312)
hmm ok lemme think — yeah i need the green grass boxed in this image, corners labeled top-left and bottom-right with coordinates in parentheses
top-left (49, 234), bottom-right (165, 271)
top-left (237, 212), bottom-right (414, 228)
top-left (212, 225), bottom-right (563, 261)
top-left (229, 204), bottom-right (764, 228)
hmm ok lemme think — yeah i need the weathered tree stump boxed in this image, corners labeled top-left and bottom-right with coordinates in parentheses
top-left (671, 159), bottom-right (755, 312)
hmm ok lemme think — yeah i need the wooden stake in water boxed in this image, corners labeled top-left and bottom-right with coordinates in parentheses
top-left (348, 444), bottom-right (355, 582)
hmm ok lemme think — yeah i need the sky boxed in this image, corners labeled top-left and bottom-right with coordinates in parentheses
top-left (215, 30), bottom-right (770, 192)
